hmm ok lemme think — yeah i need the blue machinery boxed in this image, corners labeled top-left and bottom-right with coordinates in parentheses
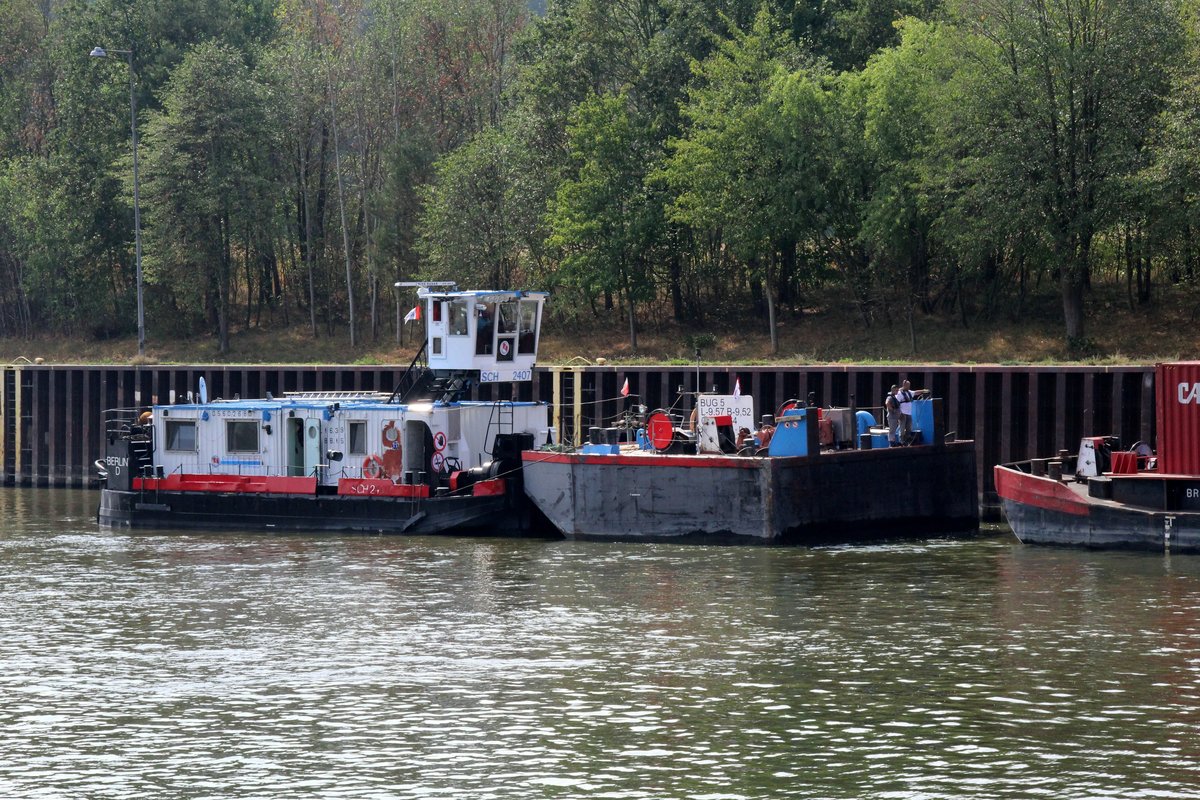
top-left (579, 398), bottom-right (941, 457)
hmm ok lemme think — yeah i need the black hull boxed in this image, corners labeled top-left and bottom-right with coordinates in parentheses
top-left (98, 487), bottom-right (550, 537)
top-left (995, 465), bottom-right (1200, 553)
top-left (522, 441), bottom-right (979, 544)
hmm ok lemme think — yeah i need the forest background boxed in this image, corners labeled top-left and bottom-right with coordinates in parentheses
top-left (2, 0), bottom-right (1199, 366)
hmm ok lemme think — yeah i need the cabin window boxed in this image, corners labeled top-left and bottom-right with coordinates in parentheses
top-left (475, 303), bottom-right (495, 355)
top-left (432, 336), bottom-right (443, 355)
top-left (226, 420), bottom-right (259, 453)
top-left (432, 301), bottom-right (443, 322)
top-left (448, 300), bottom-right (469, 335)
top-left (518, 300), bottom-right (538, 354)
top-left (495, 301), bottom-right (518, 362)
top-left (165, 420), bottom-right (197, 451)
top-left (348, 421), bottom-right (367, 455)
top-left (497, 301), bottom-right (518, 334)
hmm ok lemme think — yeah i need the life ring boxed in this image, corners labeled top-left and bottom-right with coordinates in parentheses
top-left (362, 454), bottom-right (384, 479)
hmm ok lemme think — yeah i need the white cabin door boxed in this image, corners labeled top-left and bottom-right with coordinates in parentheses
top-left (303, 418), bottom-right (322, 479)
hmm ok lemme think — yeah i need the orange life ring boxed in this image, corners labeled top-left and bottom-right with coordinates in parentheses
top-left (362, 454), bottom-right (384, 479)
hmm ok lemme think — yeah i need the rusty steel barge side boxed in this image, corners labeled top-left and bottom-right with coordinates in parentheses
top-left (520, 441), bottom-right (978, 544)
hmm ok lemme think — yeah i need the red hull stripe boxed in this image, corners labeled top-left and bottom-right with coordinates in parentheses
top-left (134, 474), bottom-right (317, 495)
top-left (522, 450), bottom-right (760, 469)
top-left (993, 466), bottom-right (1089, 517)
top-left (471, 478), bottom-right (506, 497)
top-left (337, 478), bottom-right (431, 498)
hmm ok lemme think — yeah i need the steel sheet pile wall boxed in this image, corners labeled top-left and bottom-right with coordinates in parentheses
top-left (0, 363), bottom-right (1156, 510)
top-left (1155, 362), bottom-right (1200, 475)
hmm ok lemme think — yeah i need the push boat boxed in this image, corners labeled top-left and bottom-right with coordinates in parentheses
top-left (995, 361), bottom-right (1200, 552)
top-left (98, 288), bottom-right (554, 534)
top-left (520, 391), bottom-right (980, 544)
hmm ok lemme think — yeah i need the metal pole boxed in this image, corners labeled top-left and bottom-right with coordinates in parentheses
top-left (127, 50), bottom-right (145, 358)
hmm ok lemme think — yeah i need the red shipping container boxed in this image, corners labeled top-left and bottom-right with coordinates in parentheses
top-left (1156, 362), bottom-right (1200, 475)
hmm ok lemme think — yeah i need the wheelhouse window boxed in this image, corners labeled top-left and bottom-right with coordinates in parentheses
top-left (226, 420), bottom-right (259, 453)
top-left (475, 303), bottom-right (495, 355)
top-left (518, 300), bottom-right (539, 354)
top-left (448, 299), bottom-right (469, 335)
top-left (497, 301), bottom-right (518, 334)
top-left (348, 421), bottom-right (367, 456)
top-left (165, 420), bottom-right (197, 451)
top-left (496, 300), bottom-right (518, 362)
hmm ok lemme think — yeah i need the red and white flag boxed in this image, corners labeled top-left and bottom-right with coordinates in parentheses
top-left (733, 377), bottom-right (741, 398)
top-left (620, 378), bottom-right (630, 397)
top-left (404, 305), bottom-right (421, 323)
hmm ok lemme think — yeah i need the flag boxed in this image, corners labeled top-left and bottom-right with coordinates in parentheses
top-left (620, 378), bottom-right (630, 397)
top-left (404, 305), bottom-right (420, 323)
top-left (733, 377), bottom-right (741, 398)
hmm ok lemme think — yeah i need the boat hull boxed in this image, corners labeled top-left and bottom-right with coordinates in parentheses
top-left (521, 442), bottom-right (979, 544)
top-left (98, 486), bottom-right (544, 537)
top-left (994, 465), bottom-right (1200, 552)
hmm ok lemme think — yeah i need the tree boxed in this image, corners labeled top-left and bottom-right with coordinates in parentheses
top-left (952, 0), bottom-right (1183, 343)
top-left (548, 91), bottom-right (661, 350)
top-left (139, 42), bottom-right (279, 354)
top-left (858, 20), bottom-right (959, 348)
top-left (661, 10), bottom-right (832, 353)
top-left (417, 127), bottom-right (525, 289)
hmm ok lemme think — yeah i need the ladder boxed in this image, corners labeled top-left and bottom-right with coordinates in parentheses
top-left (484, 400), bottom-right (515, 459)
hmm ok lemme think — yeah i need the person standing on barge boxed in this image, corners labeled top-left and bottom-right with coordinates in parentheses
top-left (885, 385), bottom-right (901, 446)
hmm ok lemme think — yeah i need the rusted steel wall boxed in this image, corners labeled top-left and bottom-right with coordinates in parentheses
top-left (0, 364), bottom-right (1157, 510)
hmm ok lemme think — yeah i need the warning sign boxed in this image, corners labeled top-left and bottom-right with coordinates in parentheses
top-left (696, 394), bottom-right (755, 434)
top-left (432, 431), bottom-right (448, 452)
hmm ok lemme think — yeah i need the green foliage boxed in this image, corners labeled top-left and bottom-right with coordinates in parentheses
top-left (0, 0), bottom-right (1194, 351)
top-left (948, 0), bottom-right (1183, 338)
top-left (139, 41), bottom-right (279, 353)
top-left (547, 91), bottom-right (664, 347)
top-left (416, 126), bottom-right (529, 289)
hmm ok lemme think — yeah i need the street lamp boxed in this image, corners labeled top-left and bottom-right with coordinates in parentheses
top-left (90, 45), bottom-right (145, 358)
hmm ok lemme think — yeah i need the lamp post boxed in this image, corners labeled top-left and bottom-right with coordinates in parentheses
top-left (90, 45), bottom-right (145, 358)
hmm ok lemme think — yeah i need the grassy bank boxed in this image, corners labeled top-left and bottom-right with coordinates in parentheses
top-left (4, 283), bottom-right (1198, 367)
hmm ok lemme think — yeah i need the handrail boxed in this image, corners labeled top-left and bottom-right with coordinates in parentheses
top-left (387, 340), bottom-right (429, 404)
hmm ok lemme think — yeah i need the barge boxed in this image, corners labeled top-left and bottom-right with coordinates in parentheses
top-left (521, 393), bottom-right (979, 544)
top-left (98, 287), bottom-right (554, 535)
top-left (995, 361), bottom-right (1200, 552)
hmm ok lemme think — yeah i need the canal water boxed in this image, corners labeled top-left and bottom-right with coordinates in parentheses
top-left (1, 489), bottom-right (1199, 799)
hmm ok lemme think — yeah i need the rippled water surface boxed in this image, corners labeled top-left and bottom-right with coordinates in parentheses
top-left (3, 489), bottom-right (1200, 799)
